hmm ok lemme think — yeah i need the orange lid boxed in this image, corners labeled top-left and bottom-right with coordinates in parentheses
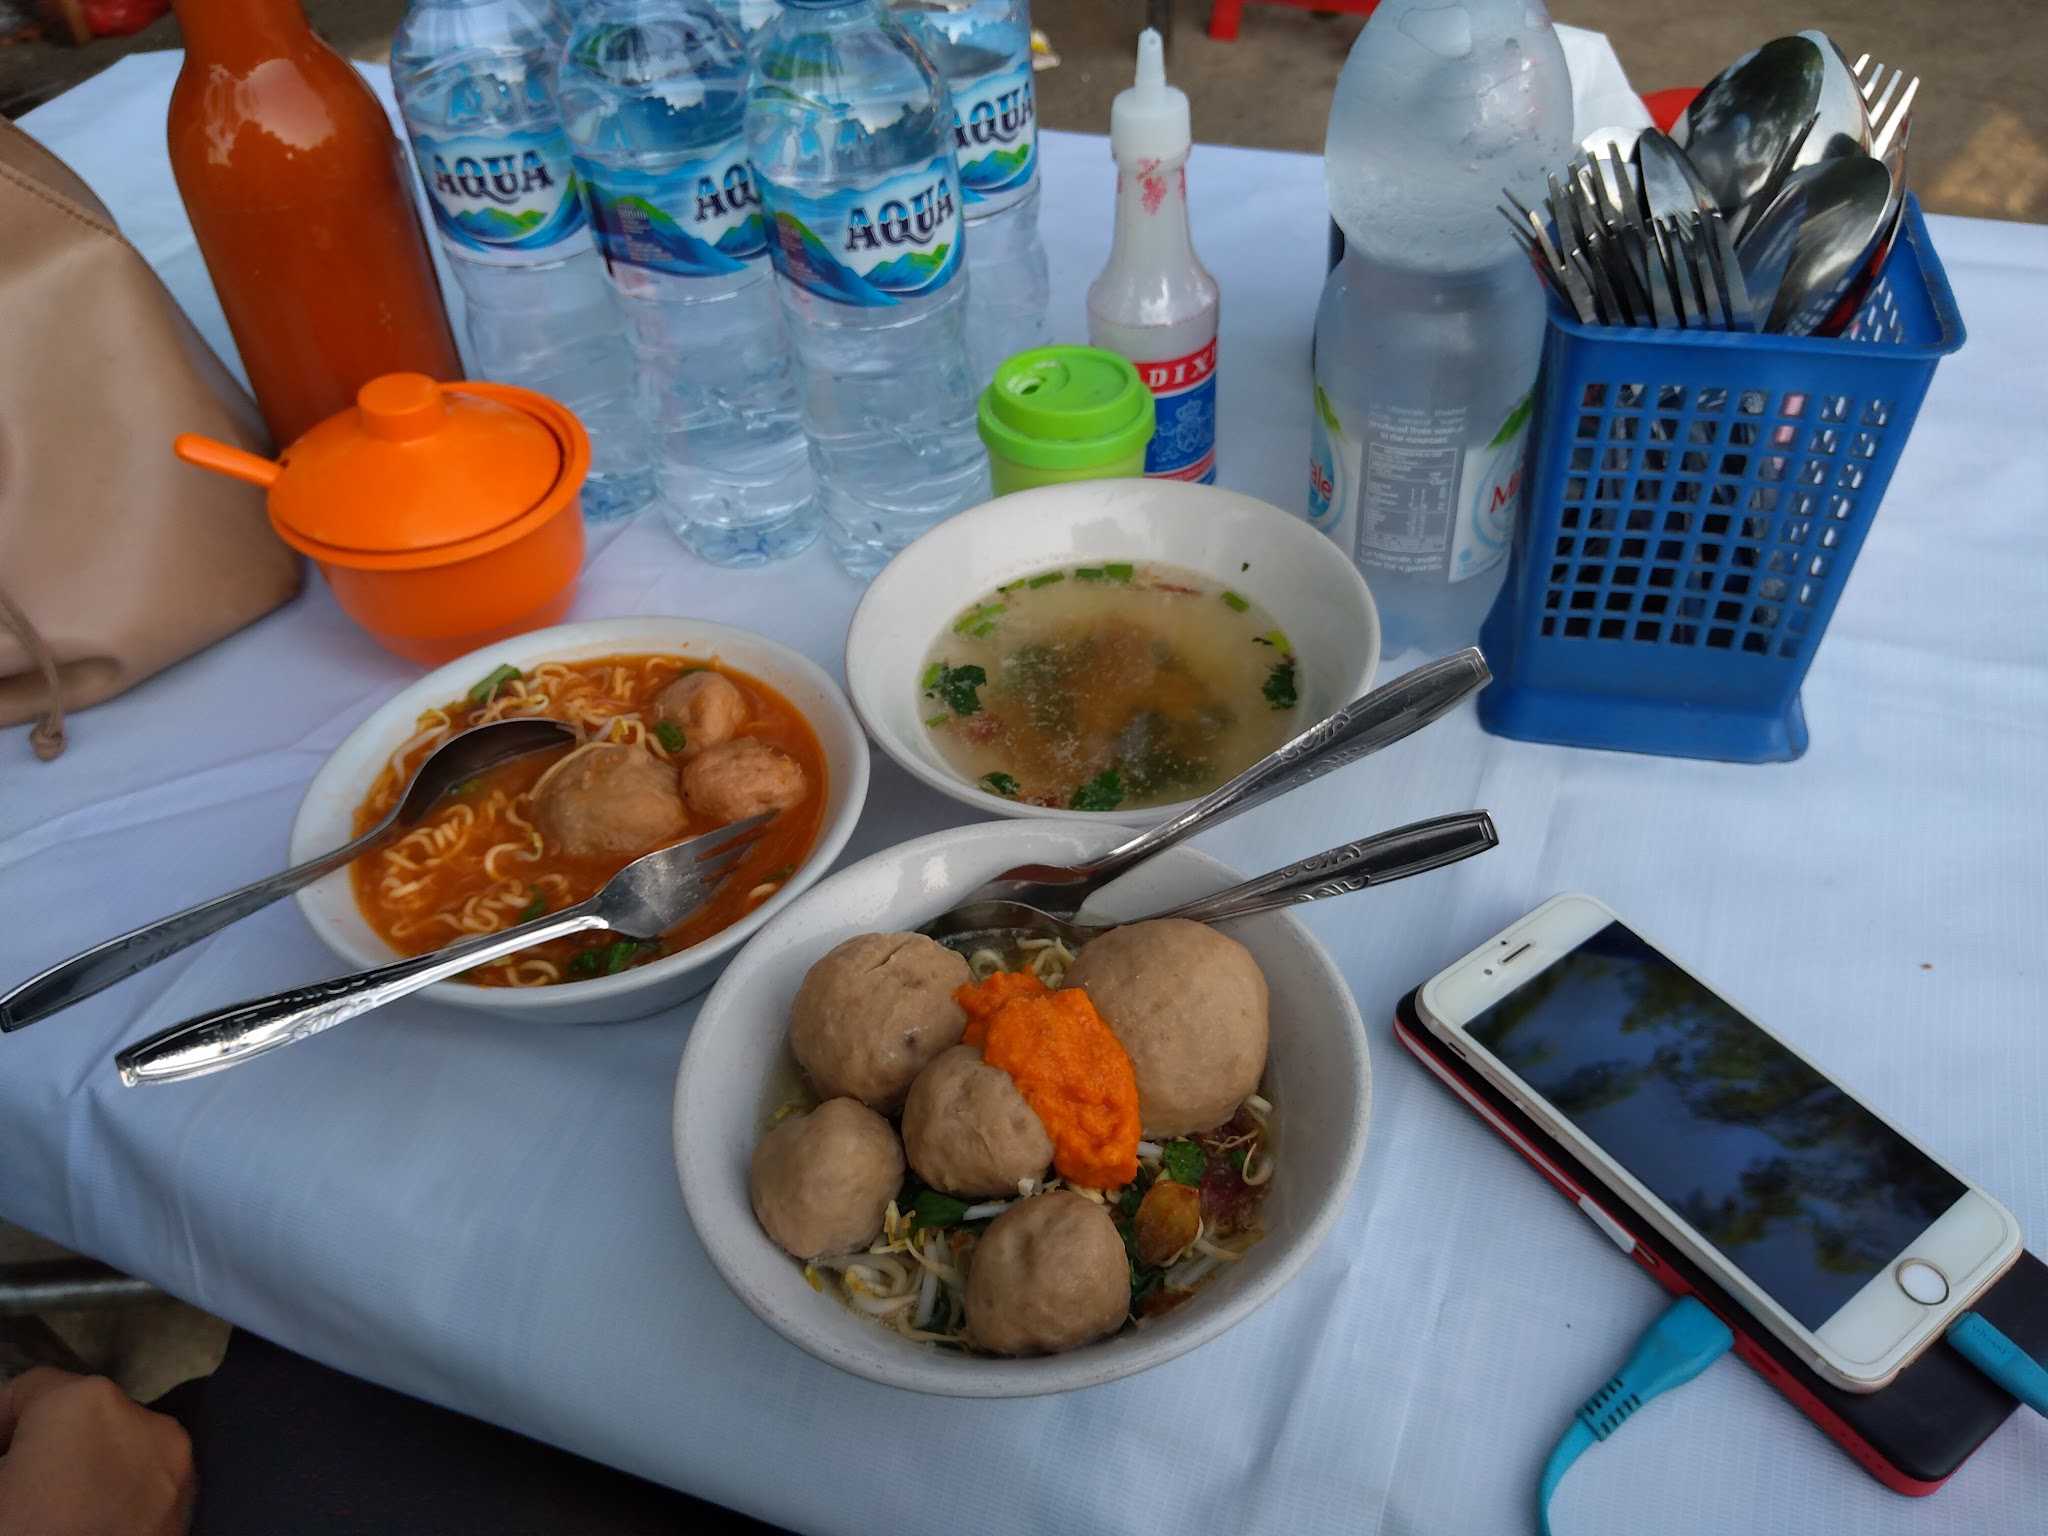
top-left (175, 374), bottom-right (569, 557)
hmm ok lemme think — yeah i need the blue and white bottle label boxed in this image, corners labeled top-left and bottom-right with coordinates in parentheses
top-left (579, 139), bottom-right (767, 278)
top-left (949, 59), bottom-right (1036, 210)
top-left (1137, 339), bottom-right (1218, 483)
top-left (758, 155), bottom-right (963, 307)
top-left (411, 127), bottom-right (589, 264)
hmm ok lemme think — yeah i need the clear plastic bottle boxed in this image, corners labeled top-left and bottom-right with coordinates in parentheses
top-left (557, 0), bottom-right (818, 565)
top-left (392, 0), bottom-right (653, 522)
top-left (746, 0), bottom-right (990, 578)
top-left (891, 0), bottom-right (1049, 383)
top-left (710, 0), bottom-right (781, 42)
top-left (1087, 29), bottom-right (1219, 486)
top-left (1306, 0), bottom-right (1572, 654)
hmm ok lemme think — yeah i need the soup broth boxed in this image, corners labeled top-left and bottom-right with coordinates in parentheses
top-left (351, 653), bottom-right (827, 986)
top-left (918, 562), bottom-right (1301, 813)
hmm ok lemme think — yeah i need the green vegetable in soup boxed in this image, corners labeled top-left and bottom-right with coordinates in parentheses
top-left (467, 663), bottom-right (522, 705)
top-left (953, 602), bottom-right (1006, 639)
top-left (654, 720), bottom-right (686, 753)
top-left (1070, 769), bottom-right (1125, 812)
top-left (1162, 1140), bottom-right (1207, 1186)
top-left (910, 1189), bottom-right (970, 1231)
top-left (517, 894), bottom-right (547, 923)
top-left (923, 662), bottom-right (987, 718)
top-left (1102, 563), bottom-right (1134, 582)
top-left (1263, 659), bottom-right (1298, 711)
top-left (1221, 590), bottom-right (1250, 613)
top-left (980, 772), bottom-right (1021, 798)
top-left (1073, 566), bottom-right (1106, 581)
top-left (1026, 571), bottom-right (1066, 589)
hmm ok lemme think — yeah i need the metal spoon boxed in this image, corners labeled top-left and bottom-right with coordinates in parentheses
top-left (1673, 34), bottom-right (1835, 214)
top-left (1762, 155), bottom-right (1895, 335)
top-left (1734, 170), bottom-right (1811, 329)
top-left (921, 812), bottom-right (1499, 950)
top-left (941, 649), bottom-right (1491, 920)
top-left (0, 717), bottom-right (576, 1031)
top-left (114, 811), bottom-right (775, 1085)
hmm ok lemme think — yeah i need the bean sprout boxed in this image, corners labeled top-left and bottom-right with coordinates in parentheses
top-left (959, 1199), bottom-right (1011, 1221)
top-left (914, 1235), bottom-right (941, 1329)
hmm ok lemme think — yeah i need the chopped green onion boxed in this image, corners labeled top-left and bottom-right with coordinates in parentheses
top-left (654, 720), bottom-right (686, 753)
top-left (568, 948), bottom-right (605, 978)
top-left (604, 939), bottom-right (657, 975)
top-left (1162, 1140), bottom-right (1207, 1185)
top-left (1069, 768), bottom-right (1124, 812)
top-left (766, 864), bottom-right (797, 882)
top-left (1073, 566), bottom-right (1107, 581)
top-left (1229, 1146), bottom-right (1248, 1173)
top-left (1026, 571), bottom-right (1066, 589)
top-left (1264, 629), bottom-right (1292, 655)
top-left (980, 771), bottom-right (1021, 798)
top-left (449, 778), bottom-right (482, 797)
top-left (1103, 562), bottom-right (1134, 582)
top-left (952, 602), bottom-right (1006, 638)
top-left (924, 713), bottom-right (951, 728)
top-left (517, 894), bottom-right (546, 923)
top-left (1221, 590), bottom-right (1251, 613)
top-left (466, 663), bottom-right (521, 705)
top-left (920, 661), bottom-right (944, 690)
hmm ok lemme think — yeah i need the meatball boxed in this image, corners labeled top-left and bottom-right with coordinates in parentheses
top-left (965, 1191), bottom-right (1129, 1356)
top-left (532, 743), bottom-right (687, 860)
top-left (901, 1045), bottom-right (1053, 1197)
top-left (749, 1098), bottom-right (904, 1260)
top-left (789, 932), bottom-right (971, 1112)
top-left (653, 670), bottom-right (747, 755)
top-left (682, 738), bottom-right (808, 825)
top-left (1062, 918), bottom-right (1269, 1137)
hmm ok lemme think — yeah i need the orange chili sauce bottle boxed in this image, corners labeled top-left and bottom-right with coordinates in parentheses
top-left (167, 0), bottom-right (463, 447)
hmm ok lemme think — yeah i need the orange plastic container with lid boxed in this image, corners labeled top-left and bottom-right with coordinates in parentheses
top-left (176, 373), bottom-right (588, 665)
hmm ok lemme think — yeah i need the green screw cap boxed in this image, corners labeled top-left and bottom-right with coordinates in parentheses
top-left (978, 346), bottom-right (1157, 471)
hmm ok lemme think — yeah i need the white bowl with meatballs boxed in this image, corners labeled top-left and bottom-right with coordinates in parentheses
top-left (673, 819), bottom-right (1372, 1396)
top-left (290, 617), bottom-right (870, 1023)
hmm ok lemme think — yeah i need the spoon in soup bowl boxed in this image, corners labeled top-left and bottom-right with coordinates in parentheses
top-left (114, 810), bottom-right (776, 1085)
top-left (0, 717), bottom-right (575, 1031)
top-left (922, 811), bottom-right (1499, 952)
top-left (945, 648), bottom-right (1491, 920)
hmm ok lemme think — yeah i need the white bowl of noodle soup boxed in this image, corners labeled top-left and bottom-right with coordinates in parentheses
top-left (290, 617), bottom-right (870, 1024)
top-left (674, 819), bottom-right (1372, 1396)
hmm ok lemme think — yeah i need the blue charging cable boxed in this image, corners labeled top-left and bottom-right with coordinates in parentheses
top-left (1540, 1299), bottom-right (2048, 1535)
top-left (1949, 1311), bottom-right (2048, 1415)
top-left (1537, 1296), bottom-right (1734, 1536)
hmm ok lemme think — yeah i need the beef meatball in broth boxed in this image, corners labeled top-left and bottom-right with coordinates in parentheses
top-left (682, 738), bottom-right (807, 825)
top-left (749, 1098), bottom-right (904, 1260)
top-left (652, 670), bottom-right (747, 755)
top-left (902, 1045), bottom-right (1053, 1197)
top-left (532, 742), bottom-right (687, 860)
top-left (965, 1191), bottom-right (1129, 1356)
top-left (790, 933), bottom-right (972, 1112)
top-left (1062, 918), bottom-right (1269, 1137)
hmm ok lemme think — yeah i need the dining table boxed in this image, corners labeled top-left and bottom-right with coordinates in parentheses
top-left (5, 36), bottom-right (2046, 1536)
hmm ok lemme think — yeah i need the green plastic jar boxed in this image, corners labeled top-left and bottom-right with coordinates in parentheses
top-left (977, 346), bottom-right (1157, 495)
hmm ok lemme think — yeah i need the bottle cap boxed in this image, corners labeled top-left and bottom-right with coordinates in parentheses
top-left (979, 346), bottom-right (1156, 474)
top-left (1110, 28), bottom-right (1190, 162)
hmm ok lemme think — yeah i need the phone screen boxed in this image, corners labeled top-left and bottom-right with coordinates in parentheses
top-left (1464, 921), bottom-right (1964, 1330)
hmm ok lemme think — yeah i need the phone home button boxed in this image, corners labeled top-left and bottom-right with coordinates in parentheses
top-left (1896, 1259), bottom-right (1949, 1306)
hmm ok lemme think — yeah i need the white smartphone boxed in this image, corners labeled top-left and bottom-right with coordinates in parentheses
top-left (1418, 894), bottom-right (2022, 1392)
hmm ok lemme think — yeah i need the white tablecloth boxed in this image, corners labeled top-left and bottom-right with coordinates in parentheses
top-left (7, 45), bottom-right (2047, 1536)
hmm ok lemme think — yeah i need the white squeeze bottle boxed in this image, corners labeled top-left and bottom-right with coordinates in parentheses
top-left (1306, 0), bottom-right (1572, 654)
top-left (1087, 29), bottom-right (1219, 486)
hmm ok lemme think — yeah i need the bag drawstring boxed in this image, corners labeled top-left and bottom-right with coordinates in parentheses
top-left (0, 584), bottom-right (66, 761)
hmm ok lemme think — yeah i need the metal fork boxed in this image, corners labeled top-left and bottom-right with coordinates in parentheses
top-left (113, 812), bottom-right (776, 1085)
top-left (1851, 54), bottom-right (1920, 164)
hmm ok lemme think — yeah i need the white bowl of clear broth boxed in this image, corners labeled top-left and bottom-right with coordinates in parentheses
top-left (845, 480), bottom-right (1379, 825)
top-left (290, 617), bottom-right (870, 1024)
top-left (674, 817), bottom-right (1373, 1396)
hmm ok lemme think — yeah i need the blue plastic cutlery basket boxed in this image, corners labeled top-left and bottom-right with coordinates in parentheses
top-left (1477, 197), bottom-right (1963, 762)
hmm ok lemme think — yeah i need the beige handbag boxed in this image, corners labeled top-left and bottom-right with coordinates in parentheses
top-left (0, 117), bottom-right (301, 760)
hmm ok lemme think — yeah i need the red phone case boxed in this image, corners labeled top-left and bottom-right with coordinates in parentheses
top-left (1393, 989), bottom-right (2040, 1495)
